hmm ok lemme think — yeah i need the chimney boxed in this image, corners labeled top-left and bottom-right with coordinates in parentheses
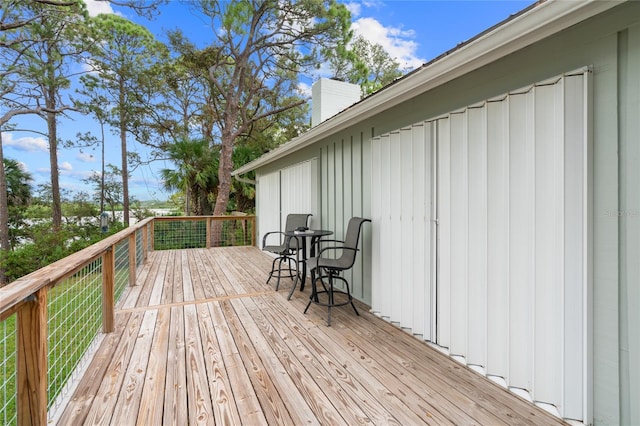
top-left (311, 78), bottom-right (361, 127)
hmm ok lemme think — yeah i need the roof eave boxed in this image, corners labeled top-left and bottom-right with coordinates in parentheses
top-left (233, 0), bottom-right (623, 177)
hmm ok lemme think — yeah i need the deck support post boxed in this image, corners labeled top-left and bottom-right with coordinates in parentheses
top-left (17, 288), bottom-right (48, 426)
top-left (251, 217), bottom-right (256, 247)
top-left (206, 218), bottom-right (212, 248)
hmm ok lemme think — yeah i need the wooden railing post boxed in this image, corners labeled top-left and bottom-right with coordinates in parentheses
top-left (102, 247), bottom-right (115, 333)
top-left (128, 233), bottom-right (136, 286)
top-left (206, 217), bottom-right (212, 248)
top-left (17, 288), bottom-right (48, 426)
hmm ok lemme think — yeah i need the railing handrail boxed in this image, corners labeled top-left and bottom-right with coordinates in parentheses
top-left (0, 217), bottom-right (153, 318)
top-left (0, 215), bottom-right (258, 316)
top-left (0, 214), bottom-right (256, 425)
top-left (152, 214), bottom-right (256, 221)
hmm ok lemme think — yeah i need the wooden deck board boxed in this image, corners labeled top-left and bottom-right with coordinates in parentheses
top-left (56, 246), bottom-right (566, 425)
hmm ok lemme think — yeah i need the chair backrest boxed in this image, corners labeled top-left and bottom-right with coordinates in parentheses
top-left (284, 213), bottom-right (311, 232)
top-left (284, 213), bottom-right (311, 249)
top-left (336, 217), bottom-right (371, 269)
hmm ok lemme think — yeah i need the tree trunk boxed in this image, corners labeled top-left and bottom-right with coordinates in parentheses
top-left (213, 132), bottom-right (234, 216)
top-left (47, 109), bottom-right (62, 231)
top-left (119, 84), bottom-right (129, 226)
top-left (120, 122), bottom-right (129, 226)
top-left (211, 129), bottom-right (235, 246)
top-left (0, 133), bottom-right (9, 286)
top-left (100, 120), bottom-right (106, 213)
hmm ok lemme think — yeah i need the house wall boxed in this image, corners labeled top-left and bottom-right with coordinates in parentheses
top-left (371, 71), bottom-right (589, 420)
top-left (253, 2), bottom-right (640, 424)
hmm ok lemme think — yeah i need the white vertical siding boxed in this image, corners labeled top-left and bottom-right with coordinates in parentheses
top-left (533, 81), bottom-right (564, 408)
top-left (258, 160), bottom-right (315, 245)
top-left (467, 105), bottom-right (488, 369)
top-left (389, 131), bottom-right (402, 323)
top-left (280, 161), bottom-right (313, 226)
top-left (562, 72), bottom-right (587, 420)
top-left (411, 123), bottom-right (430, 339)
top-left (370, 128), bottom-right (435, 330)
top-left (508, 88), bottom-right (535, 392)
top-left (400, 128), bottom-right (414, 328)
top-left (448, 111), bottom-right (469, 358)
top-left (257, 171), bottom-right (281, 247)
top-left (370, 71), bottom-right (588, 419)
top-left (371, 135), bottom-right (383, 313)
top-left (486, 97), bottom-right (510, 381)
top-left (380, 134), bottom-right (393, 318)
top-left (436, 119), bottom-right (451, 348)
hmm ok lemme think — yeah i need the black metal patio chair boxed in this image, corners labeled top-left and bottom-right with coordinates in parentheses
top-left (262, 213), bottom-right (311, 294)
top-left (304, 217), bottom-right (370, 326)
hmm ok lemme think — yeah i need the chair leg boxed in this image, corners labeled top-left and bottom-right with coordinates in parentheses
top-left (327, 273), bottom-right (334, 326)
top-left (287, 261), bottom-right (300, 301)
top-left (266, 256), bottom-right (280, 285)
top-left (345, 279), bottom-right (359, 316)
top-left (275, 257), bottom-right (285, 291)
top-left (305, 271), bottom-right (357, 326)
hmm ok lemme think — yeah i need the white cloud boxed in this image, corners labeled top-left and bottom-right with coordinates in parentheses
top-left (83, 0), bottom-right (114, 17)
top-left (297, 82), bottom-right (312, 98)
top-left (60, 162), bottom-right (73, 171)
top-left (2, 133), bottom-right (48, 152)
top-left (77, 152), bottom-right (97, 162)
top-left (345, 2), bottom-right (362, 17)
top-left (351, 17), bottom-right (425, 70)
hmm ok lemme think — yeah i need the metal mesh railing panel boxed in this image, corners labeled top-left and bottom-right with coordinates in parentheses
top-left (0, 318), bottom-right (17, 425)
top-left (114, 239), bottom-right (130, 301)
top-left (153, 218), bottom-right (254, 250)
top-left (213, 218), bottom-right (254, 247)
top-left (154, 220), bottom-right (207, 250)
top-left (47, 258), bottom-right (103, 412)
top-left (136, 229), bottom-right (143, 268)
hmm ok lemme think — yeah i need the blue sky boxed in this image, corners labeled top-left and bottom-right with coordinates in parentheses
top-left (3, 0), bottom-right (533, 202)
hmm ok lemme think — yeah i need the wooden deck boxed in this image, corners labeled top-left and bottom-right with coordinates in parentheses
top-left (55, 246), bottom-right (565, 425)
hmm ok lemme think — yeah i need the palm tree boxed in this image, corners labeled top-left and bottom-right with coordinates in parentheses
top-left (4, 158), bottom-right (32, 212)
top-left (161, 138), bottom-right (219, 215)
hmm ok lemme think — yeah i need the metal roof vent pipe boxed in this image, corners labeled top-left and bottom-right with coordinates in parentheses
top-left (311, 78), bottom-right (361, 127)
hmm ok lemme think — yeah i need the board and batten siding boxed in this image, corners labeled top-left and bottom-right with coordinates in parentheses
top-left (370, 70), bottom-right (590, 421)
top-left (318, 135), bottom-right (371, 302)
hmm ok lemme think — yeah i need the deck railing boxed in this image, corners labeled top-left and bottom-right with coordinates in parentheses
top-left (0, 215), bottom-right (256, 425)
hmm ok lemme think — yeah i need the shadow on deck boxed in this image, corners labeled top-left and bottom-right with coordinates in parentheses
top-left (55, 246), bottom-right (565, 425)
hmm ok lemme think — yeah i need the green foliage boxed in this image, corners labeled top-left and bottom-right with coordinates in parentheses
top-left (328, 35), bottom-right (404, 96)
top-left (62, 191), bottom-right (100, 223)
top-left (130, 200), bottom-right (156, 222)
top-left (24, 203), bottom-right (51, 219)
top-left (186, 0), bottom-right (353, 216)
top-left (161, 138), bottom-right (219, 215)
top-left (3, 158), bottom-right (32, 249)
top-left (80, 12), bottom-right (168, 225)
top-left (0, 221), bottom-right (125, 283)
top-left (83, 164), bottom-right (124, 220)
